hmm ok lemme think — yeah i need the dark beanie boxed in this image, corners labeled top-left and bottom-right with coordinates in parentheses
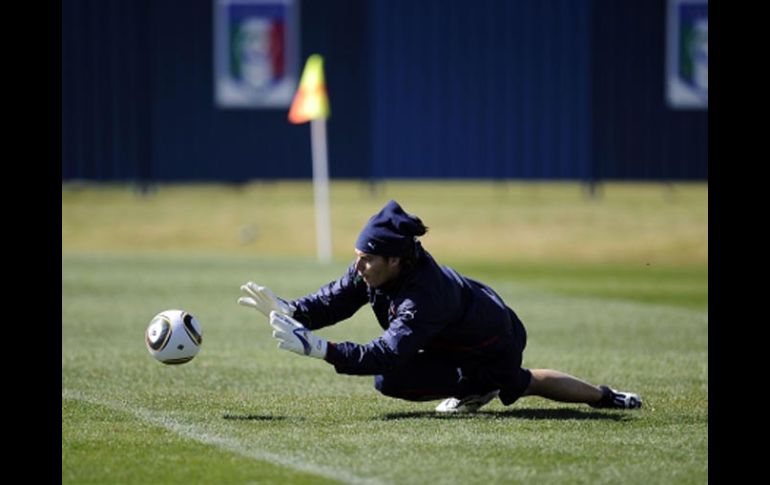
top-left (355, 200), bottom-right (426, 256)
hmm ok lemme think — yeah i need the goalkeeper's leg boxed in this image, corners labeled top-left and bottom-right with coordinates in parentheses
top-left (522, 369), bottom-right (642, 409)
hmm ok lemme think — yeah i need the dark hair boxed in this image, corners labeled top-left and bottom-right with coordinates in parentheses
top-left (389, 223), bottom-right (428, 271)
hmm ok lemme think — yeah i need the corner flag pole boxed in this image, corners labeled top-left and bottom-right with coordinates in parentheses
top-left (288, 54), bottom-right (332, 264)
top-left (310, 117), bottom-right (331, 264)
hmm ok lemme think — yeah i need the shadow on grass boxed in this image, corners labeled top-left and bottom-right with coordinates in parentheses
top-left (222, 414), bottom-right (294, 421)
top-left (380, 408), bottom-right (634, 421)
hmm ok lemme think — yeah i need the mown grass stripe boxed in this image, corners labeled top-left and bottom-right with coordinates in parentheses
top-left (62, 388), bottom-right (387, 485)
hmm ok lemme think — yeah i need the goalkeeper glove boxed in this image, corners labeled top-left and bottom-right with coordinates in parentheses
top-left (238, 282), bottom-right (296, 318)
top-left (269, 311), bottom-right (328, 359)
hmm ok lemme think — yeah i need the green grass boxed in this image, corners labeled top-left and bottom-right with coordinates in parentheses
top-left (62, 181), bottom-right (707, 483)
top-left (454, 261), bottom-right (707, 311)
top-left (62, 180), bottom-right (707, 265)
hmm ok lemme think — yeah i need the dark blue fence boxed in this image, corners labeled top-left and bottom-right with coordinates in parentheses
top-left (369, 0), bottom-right (592, 179)
top-left (61, 0), bottom-right (707, 182)
top-left (590, 0), bottom-right (708, 180)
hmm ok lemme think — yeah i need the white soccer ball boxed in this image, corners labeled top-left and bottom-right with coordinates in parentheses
top-left (145, 309), bottom-right (203, 365)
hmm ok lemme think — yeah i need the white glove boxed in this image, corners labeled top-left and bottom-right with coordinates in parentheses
top-left (238, 282), bottom-right (296, 318)
top-left (269, 311), bottom-right (328, 359)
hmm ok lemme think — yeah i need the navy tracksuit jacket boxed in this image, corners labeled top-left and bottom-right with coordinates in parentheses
top-left (291, 243), bottom-right (531, 404)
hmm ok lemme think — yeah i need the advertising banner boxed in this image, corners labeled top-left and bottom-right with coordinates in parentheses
top-left (666, 0), bottom-right (708, 109)
top-left (214, 0), bottom-right (299, 108)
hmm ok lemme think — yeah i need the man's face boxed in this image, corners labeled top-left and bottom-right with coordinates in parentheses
top-left (354, 249), bottom-right (401, 288)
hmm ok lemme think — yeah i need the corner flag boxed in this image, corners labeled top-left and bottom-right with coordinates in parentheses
top-left (289, 54), bottom-right (333, 264)
top-left (288, 54), bottom-right (330, 124)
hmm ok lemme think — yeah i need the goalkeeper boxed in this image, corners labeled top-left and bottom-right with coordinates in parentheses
top-left (238, 200), bottom-right (641, 412)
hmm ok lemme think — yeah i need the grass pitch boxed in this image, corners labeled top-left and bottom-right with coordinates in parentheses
top-left (62, 181), bottom-right (707, 484)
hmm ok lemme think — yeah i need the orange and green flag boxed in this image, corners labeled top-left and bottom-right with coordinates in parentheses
top-left (288, 54), bottom-right (330, 124)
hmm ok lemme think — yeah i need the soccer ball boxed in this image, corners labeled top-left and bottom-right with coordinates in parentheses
top-left (145, 309), bottom-right (203, 365)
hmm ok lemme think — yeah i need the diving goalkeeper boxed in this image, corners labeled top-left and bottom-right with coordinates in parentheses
top-left (238, 200), bottom-right (641, 412)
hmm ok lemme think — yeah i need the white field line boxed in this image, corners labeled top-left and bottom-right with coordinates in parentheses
top-left (62, 388), bottom-right (386, 485)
